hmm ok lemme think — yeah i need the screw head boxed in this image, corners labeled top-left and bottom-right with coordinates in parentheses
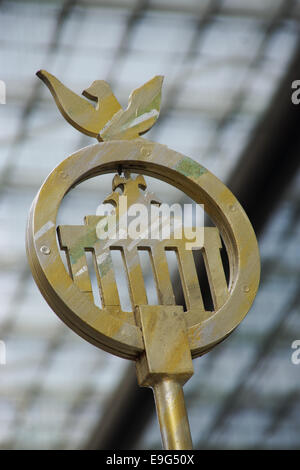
top-left (141, 147), bottom-right (150, 157)
top-left (40, 245), bottom-right (51, 255)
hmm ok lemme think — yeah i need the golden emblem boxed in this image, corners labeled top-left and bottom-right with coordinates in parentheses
top-left (26, 71), bottom-right (260, 450)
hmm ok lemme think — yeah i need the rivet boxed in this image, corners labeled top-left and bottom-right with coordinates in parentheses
top-left (141, 147), bottom-right (150, 157)
top-left (243, 286), bottom-right (250, 293)
top-left (229, 205), bottom-right (236, 212)
top-left (40, 245), bottom-right (51, 255)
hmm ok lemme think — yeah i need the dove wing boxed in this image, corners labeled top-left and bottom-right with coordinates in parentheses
top-left (100, 75), bottom-right (164, 141)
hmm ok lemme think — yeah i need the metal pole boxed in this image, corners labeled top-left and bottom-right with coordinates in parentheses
top-left (152, 378), bottom-right (193, 450)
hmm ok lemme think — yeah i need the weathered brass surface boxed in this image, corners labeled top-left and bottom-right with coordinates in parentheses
top-left (135, 305), bottom-right (193, 387)
top-left (153, 378), bottom-right (193, 450)
top-left (135, 305), bottom-right (194, 449)
top-left (26, 73), bottom-right (260, 450)
top-left (37, 70), bottom-right (163, 141)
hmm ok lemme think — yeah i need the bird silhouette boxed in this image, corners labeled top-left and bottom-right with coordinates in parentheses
top-left (37, 70), bottom-right (163, 141)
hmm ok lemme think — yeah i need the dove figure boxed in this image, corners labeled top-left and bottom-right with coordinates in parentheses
top-left (37, 70), bottom-right (163, 141)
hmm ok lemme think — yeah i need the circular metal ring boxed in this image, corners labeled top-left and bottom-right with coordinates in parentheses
top-left (26, 139), bottom-right (260, 359)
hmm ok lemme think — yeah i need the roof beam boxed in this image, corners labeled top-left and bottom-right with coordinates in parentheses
top-left (84, 27), bottom-right (300, 454)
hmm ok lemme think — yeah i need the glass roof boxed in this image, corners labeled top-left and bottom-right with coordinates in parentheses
top-left (0, 0), bottom-right (299, 449)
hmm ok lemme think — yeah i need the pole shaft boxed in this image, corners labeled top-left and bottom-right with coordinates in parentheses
top-left (152, 378), bottom-right (193, 450)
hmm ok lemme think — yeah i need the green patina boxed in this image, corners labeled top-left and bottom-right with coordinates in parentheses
top-left (98, 254), bottom-right (113, 277)
top-left (175, 157), bottom-right (207, 179)
top-left (139, 93), bottom-right (161, 115)
top-left (117, 93), bottom-right (161, 131)
top-left (68, 223), bottom-right (112, 277)
top-left (69, 225), bottom-right (98, 265)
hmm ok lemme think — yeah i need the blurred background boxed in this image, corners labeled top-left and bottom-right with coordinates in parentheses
top-left (0, 0), bottom-right (300, 449)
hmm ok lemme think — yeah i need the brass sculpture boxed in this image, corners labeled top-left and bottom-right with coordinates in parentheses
top-left (37, 70), bottom-right (163, 141)
top-left (26, 71), bottom-right (260, 450)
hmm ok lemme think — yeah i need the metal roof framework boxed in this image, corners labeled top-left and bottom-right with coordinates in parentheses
top-left (0, 0), bottom-right (299, 449)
